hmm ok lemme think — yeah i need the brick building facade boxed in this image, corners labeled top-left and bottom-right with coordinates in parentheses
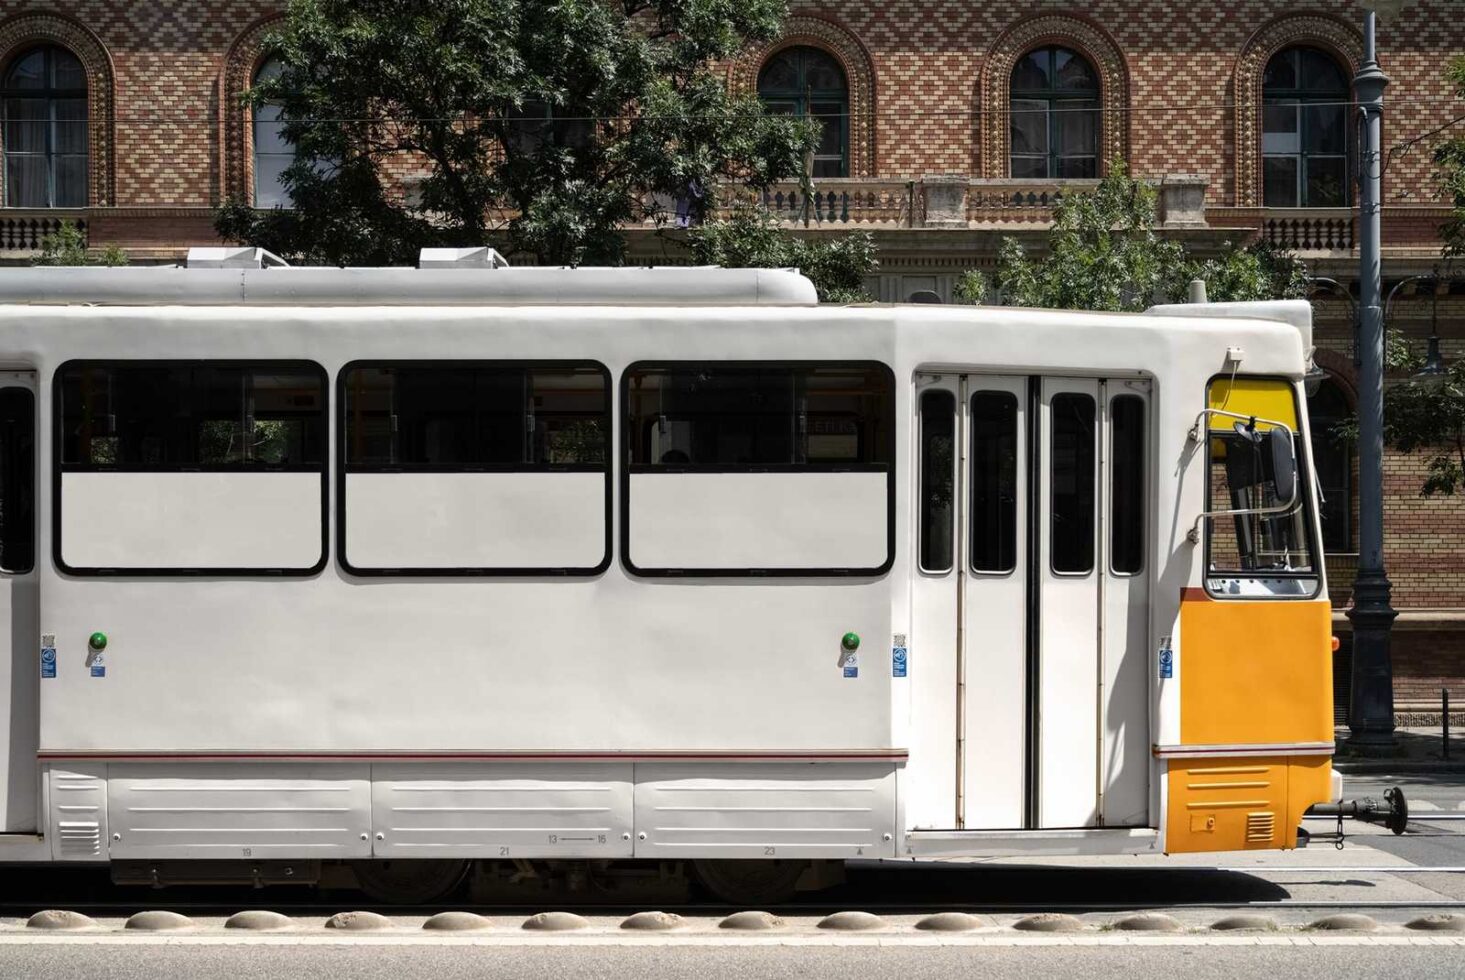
top-left (0, 2), bottom-right (1463, 721)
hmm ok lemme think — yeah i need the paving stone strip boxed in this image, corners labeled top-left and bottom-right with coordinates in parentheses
top-left (124, 911), bottom-right (195, 932)
top-left (422, 912), bottom-right (492, 932)
top-left (324, 911), bottom-right (395, 931)
top-left (1307, 914), bottom-right (1379, 931)
top-left (25, 910), bottom-right (96, 931)
top-left (224, 911), bottom-right (295, 932)
top-left (620, 911), bottom-right (684, 931)
top-left (1012, 913), bottom-right (1085, 933)
top-left (816, 911), bottom-right (885, 931)
top-left (718, 911), bottom-right (785, 931)
top-left (521, 911), bottom-right (588, 932)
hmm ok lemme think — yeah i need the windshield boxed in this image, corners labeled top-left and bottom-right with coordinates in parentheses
top-left (1207, 426), bottom-right (1315, 577)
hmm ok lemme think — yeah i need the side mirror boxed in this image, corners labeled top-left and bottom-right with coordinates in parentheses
top-left (1268, 427), bottom-right (1297, 504)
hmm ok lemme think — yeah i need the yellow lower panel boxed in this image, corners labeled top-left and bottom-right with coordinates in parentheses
top-left (1166, 755), bottom-right (1332, 853)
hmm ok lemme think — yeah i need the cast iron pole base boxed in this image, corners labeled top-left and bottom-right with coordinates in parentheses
top-left (1347, 569), bottom-right (1397, 747)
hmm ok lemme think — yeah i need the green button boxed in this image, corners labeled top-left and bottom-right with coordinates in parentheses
top-left (841, 632), bottom-right (861, 652)
top-left (88, 632), bottom-right (107, 651)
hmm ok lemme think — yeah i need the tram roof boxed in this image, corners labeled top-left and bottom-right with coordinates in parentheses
top-left (0, 264), bottom-right (820, 307)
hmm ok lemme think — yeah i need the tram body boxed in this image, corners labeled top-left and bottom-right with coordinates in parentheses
top-left (0, 261), bottom-right (1336, 896)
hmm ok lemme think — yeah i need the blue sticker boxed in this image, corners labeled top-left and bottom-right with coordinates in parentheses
top-left (1158, 640), bottom-right (1174, 680)
top-left (90, 664), bottom-right (105, 678)
top-left (892, 646), bottom-right (908, 678)
top-left (40, 647), bottom-right (56, 679)
top-left (843, 665), bottom-right (859, 678)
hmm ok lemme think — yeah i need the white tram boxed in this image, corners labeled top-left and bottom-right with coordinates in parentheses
top-left (0, 250), bottom-right (1338, 903)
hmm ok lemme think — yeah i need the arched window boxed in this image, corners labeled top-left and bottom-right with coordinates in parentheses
top-left (758, 47), bottom-right (848, 178)
top-left (1262, 46), bottom-right (1351, 207)
top-left (1009, 46), bottom-right (1099, 179)
top-left (2, 46), bottom-right (88, 208)
top-left (1307, 376), bottom-right (1352, 553)
top-left (252, 56), bottom-right (294, 208)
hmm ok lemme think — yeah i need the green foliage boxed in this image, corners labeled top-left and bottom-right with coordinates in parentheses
top-left (1439, 56), bottom-right (1465, 259)
top-left (215, 0), bottom-right (817, 266)
top-left (952, 269), bottom-right (987, 305)
top-left (33, 221), bottom-right (128, 267)
top-left (1379, 363), bottom-right (1465, 496)
top-left (685, 206), bottom-right (877, 303)
top-left (955, 165), bottom-right (1306, 311)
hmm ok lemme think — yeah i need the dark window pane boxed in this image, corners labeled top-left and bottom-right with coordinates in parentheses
top-left (1262, 49), bottom-right (1298, 90)
top-left (4, 49), bottom-right (46, 90)
top-left (1110, 395), bottom-right (1144, 574)
top-left (1262, 101), bottom-right (1299, 154)
top-left (60, 364), bottom-right (325, 469)
top-left (757, 51), bottom-right (799, 93)
top-left (1306, 156), bottom-right (1347, 206)
top-left (55, 154), bottom-right (87, 207)
top-left (1010, 100), bottom-right (1048, 156)
top-left (1305, 103), bottom-right (1347, 154)
top-left (1307, 379), bottom-right (1352, 553)
top-left (970, 390), bottom-right (1017, 573)
top-left (0, 387), bottom-right (35, 574)
top-left (4, 154), bottom-right (47, 208)
top-left (1011, 155), bottom-right (1048, 179)
top-left (1056, 155), bottom-right (1098, 179)
top-left (1054, 101), bottom-right (1098, 156)
top-left (919, 390), bottom-right (955, 573)
top-left (343, 364), bottom-right (607, 469)
top-left (1012, 50), bottom-right (1050, 91)
top-left (803, 50), bottom-right (847, 93)
top-left (625, 364), bottom-right (891, 470)
top-left (1050, 393), bottom-right (1095, 574)
top-left (1299, 48), bottom-right (1348, 92)
top-left (1054, 49), bottom-right (1098, 91)
top-left (51, 49), bottom-right (86, 90)
top-left (1263, 156), bottom-right (1299, 207)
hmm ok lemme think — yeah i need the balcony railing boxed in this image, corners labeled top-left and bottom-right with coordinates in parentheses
top-left (718, 175), bottom-right (1206, 230)
top-left (1261, 208), bottom-right (1356, 251)
top-left (0, 211), bottom-right (86, 251)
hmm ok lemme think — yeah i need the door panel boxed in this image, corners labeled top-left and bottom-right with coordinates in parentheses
top-left (1038, 379), bottom-right (1100, 828)
top-left (0, 372), bottom-right (38, 832)
top-left (908, 374), bottom-right (1148, 832)
top-left (960, 378), bottom-right (1027, 829)
top-left (1102, 387), bottom-right (1151, 826)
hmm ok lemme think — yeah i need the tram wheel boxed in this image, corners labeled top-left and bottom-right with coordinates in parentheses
top-left (350, 859), bottom-right (470, 905)
top-left (693, 859), bottom-right (809, 906)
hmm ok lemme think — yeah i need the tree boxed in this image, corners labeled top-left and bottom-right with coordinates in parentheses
top-left (32, 221), bottom-right (127, 267)
top-left (1438, 55), bottom-right (1465, 259)
top-left (215, 0), bottom-right (818, 267)
top-left (1369, 56), bottom-right (1465, 495)
top-left (959, 165), bottom-right (1306, 310)
top-left (684, 206), bottom-right (877, 303)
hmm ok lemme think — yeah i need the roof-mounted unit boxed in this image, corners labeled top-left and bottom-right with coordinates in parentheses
top-left (186, 246), bottom-right (289, 269)
top-left (419, 247), bottom-right (510, 269)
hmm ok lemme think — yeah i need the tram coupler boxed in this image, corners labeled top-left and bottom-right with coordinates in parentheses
top-left (1301, 786), bottom-right (1408, 848)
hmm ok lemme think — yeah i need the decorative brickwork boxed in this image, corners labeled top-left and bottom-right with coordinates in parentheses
top-left (977, 14), bottom-right (1128, 178)
top-left (1232, 12), bottom-right (1362, 207)
top-left (730, 15), bottom-right (876, 178)
top-left (0, 11), bottom-right (115, 206)
top-left (220, 13), bottom-right (282, 206)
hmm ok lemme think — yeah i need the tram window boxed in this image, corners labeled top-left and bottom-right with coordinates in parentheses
top-left (1109, 395), bottom-right (1145, 575)
top-left (624, 363), bottom-right (892, 469)
top-left (970, 390), bottom-right (1017, 573)
top-left (0, 387), bottom-right (35, 573)
top-left (58, 363), bottom-right (326, 469)
top-left (1050, 393), bottom-right (1096, 574)
top-left (1206, 426), bottom-right (1317, 577)
top-left (918, 390), bottom-right (955, 573)
top-left (341, 363), bottom-right (608, 470)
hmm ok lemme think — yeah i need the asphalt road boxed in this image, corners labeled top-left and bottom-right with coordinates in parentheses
top-left (4, 943), bottom-right (1463, 980)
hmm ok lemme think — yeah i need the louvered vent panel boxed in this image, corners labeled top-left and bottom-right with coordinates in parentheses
top-left (57, 821), bottom-right (102, 857)
top-left (1246, 811), bottom-right (1276, 843)
top-left (49, 769), bottom-right (109, 861)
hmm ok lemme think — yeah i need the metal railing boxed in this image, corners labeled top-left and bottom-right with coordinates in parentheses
top-left (0, 211), bottom-right (86, 251)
